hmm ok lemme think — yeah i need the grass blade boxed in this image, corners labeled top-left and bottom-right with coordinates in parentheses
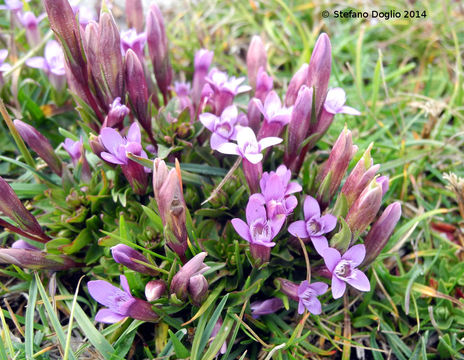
top-left (25, 278), bottom-right (38, 360)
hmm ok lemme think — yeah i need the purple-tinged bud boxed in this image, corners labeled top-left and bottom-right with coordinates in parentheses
top-left (14, 120), bottom-right (62, 176)
top-left (145, 280), bottom-right (166, 301)
top-left (316, 128), bottom-right (357, 209)
top-left (83, 21), bottom-right (100, 81)
top-left (170, 252), bottom-right (209, 300)
top-left (285, 64), bottom-right (308, 106)
top-left (345, 179), bottom-right (383, 235)
top-left (0, 176), bottom-right (47, 239)
top-left (0, 248), bottom-right (82, 270)
top-left (341, 143), bottom-right (380, 207)
top-left (11, 240), bottom-right (40, 251)
top-left (111, 244), bottom-right (158, 276)
top-left (126, 0), bottom-right (144, 33)
top-left (105, 97), bottom-right (130, 128)
top-left (146, 4), bottom-right (172, 102)
top-left (153, 159), bottom-right (188, 261)
top-left (189, 273), bottom-right (208, 306)
top-left (284, 85), bottom-right (313, 168)
top-left (306, 33), bottom-right (331, 116)
top-left (275, 278), bottom-right (299, 301)
top-left (98, 11), bottom-right (124, 103)
top-left (246, 36), bottom-right (267, 89)
top-left (255, 67), bottom-right (273, 102)
top-left (210, 318), bottom-right (227, 355)
top-left (362, 202), bottom-right (401, 266)
top-left (376, 176), bottom-right (389, 196)
top-left (247, 99), bottom-right (262, 134)
top-left (192, 49), bottom-right (214, 108)
top-left (89, 134), bottom-right (105, 158)
top-left (125, 49), bottom-right (154, 144)
top-left (250, 298), bottom-right (283, 318)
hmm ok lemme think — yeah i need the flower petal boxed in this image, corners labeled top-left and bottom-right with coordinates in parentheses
top-left (308, 281), bottom-right (329, 296)
top-left (306, 297), bottom-right (322, 315)
top-left (216, 142), bottom-right (239, 156)
top-left (319, 214), bottom-right (337, 233)
top-left (25, 56), bottom-right (47, 70)
top-left (231, 218), bottom-right (251, 242)
top-left (101, 152), bottom-right (125, 165)
top-left (288, 220), bottom-right (308, 239)
top-left (340, 106), bottom-right (361, 115)
top-left (310, 236), bottom-right (329, 256)
top-left (342, 244), bottom-right (366, 267)
top-left (100, 127), bottom-right (124, 154)
top-left (322, 247), bottom-right (341, 273)
top-left (88, 280), bottom-right (127, 308)
top-left (347, 269), bottom-right (370, 292)
top-left (120, 275), bottom-right (131, 295)
top-left (303, 196), bottom-right (320, 220)
top-left (210, 133), bottom-right (228, 150)
top-left (199, 113), bottom-right (217, 131)
top-left (331, 275), bottom-right (346, 299)
top-left (127, 122), bottom-right (141, 143)
top-left (244, 152), bottom-right (263, 164)
top-left (246, 197), bottom-right (267, 224)
top-left (95, 308), bottom-right (127, 323)
top-left (258, 136), bottom-right (282, 150)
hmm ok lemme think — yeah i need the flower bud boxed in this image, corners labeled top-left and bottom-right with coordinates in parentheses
top-left (153, 159), bottom-right (188, 260)
top-left (105, 97), bottom-right (130, 128)
top-left (316, 128), bottom-right (357, 209)
top-left (145, 280), bottom-right (166, 301)
top-left (11, 240), bottom-right (39, 250)
top-left (127, 298), bottom-right (160, 322)
top-left (376, 176), bottom-right (389, 196)
top-left (192, 49), bottom-right (214, 108)
top-left (362, 202), bottom-right (402, 266)
top-left (170, 252), bottom-right (209, 300)
top-left (246, 35), bottom-right (267, 89)
top-left (341, 143), bottom-right (380, 207)
top-left (345, 179), bottom-right (383, 235)
top-left (285, 64), bottom-right (308, 106)
top-left (146, 4), bottom-right (172, 102)
top-left (255, 67), bottom-right (273, 102)
top-left (14, 120), bottom-right (62, 176)
top-left (98, 11), bottom-right (124, 103)
top-left (126, 0), bottom-right (144, 33)
top-left (247, 98), bottom-right (262, 134)
top-left (188, 273), bottom-right (208, 306)
top-left (275, 278), bottom-right (299, 301)
top-left (0, 248), bottom-right (82, 270)
top-left (250, 298), bottom-right (283, 318)
top-left (89, 134), bottom-right (106, 158)
top-left (111, 244), bottom-right (158, 276)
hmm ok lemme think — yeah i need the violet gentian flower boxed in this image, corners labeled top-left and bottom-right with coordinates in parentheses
top-left (322, 244), bottom-right (370, 299)
top-left (199, 105), bottom-right (247, 150)
top-left (18, 11), bottom-right (45, 46)
top-left (297, 280), bottom-right (328, 315)
top-left (88, 275), bottom-right (159, 323)
top-left (204, 68), bottom-right (251, 114)
top-left (324, 88), bottom-right (361, 116)
top-left (100, 122), bottom-right (149, 194)
top-left (231, 197), bottom-right (285, 264)
top-left (260, 165), bottom-right (302, 197)
top-left (120, 28), bottom-right (146, 59)
top-left (111, 244), bottom-right (158, 276)
top-left (104, 97), bottom-right (130, 128)
top-left (62, 137), bottom-right (83, 166)
top-left (250, 298), bottom-right (283, 318)
top-left (288, 196), bottom-right (337, 254)
top-left (253, 91), bottom-right (293, 139)
top-left (216, 126), bottom-right (281, 164)
top-left (26, 40), bottom-right (66, 91)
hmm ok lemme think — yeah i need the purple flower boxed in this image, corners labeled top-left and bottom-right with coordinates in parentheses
top-left (170, 252), bottom-right (209, 301)
top-left (251, 167), bottom-right (300, 220)
top-left (26, 40), bottom-right (66, 90)
top-left (11, 240), bottom-right (39, 250)
top-left (104, 97), bottom-right (130, 128)
top-left (255, 91), bottom-right (292, 127)
top-left (255, 67), bottom-right (273, 102)
top-left (250, 298), bottom-right (283, 318)
top-left (297, 280), bottom-right (328, 314)
top-left (210, 318), bottom-right (227, 355)
top-left (111, 244), bottom-right (158, 276)
top-left (100, 122), bottom-right (148, 166)
top-left (62, 137), bottom-right (83, 166)
top-left (0, 0), bottom-right (26, 12)
top-left (0, 49), bottom-right (11, 73)
top-left (70, 0), bottom-right (96, 26)
top-left (88, 275), bottom-right (158, 323)
top-left (231, 196), bottom-right (284, 250)
top-left (120, 28), bottom-right (146, 58)
top-left (246, 35), bottom-right (267, 89)
top-left (324, 88), bottom-right (361, 116)
top-left (199, 105), bottom-right (247, 150)
top-left (288, 196), bottom-right (337, 254)
top-left (18, 11), bottom-right (45, 46)
top-left (376, 175), bottom-right (389, 196)
top-left (322, 244), bottom-right (370, 299)
top-left (216, 126), bottom-right (282, 164)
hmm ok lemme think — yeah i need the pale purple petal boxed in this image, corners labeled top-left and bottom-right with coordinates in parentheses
top-left (250, 298), bottom-right (283, 318)
top-left (319, 214), bottom-right (337, 233)
top-left (303, 196), bottom-right (321, 221)
top-left (231, 218), bottom-right (251, 242)
top-left (308, 282), bottom-right (329, 296)
top-left (243, 152), bottom-right (263, 164)
top-left (25, 56), bottom-right (47, 70)
top-left (246, 197), bottom-right (267, 224)
top-left (95, 309), bottom-right (127, 323)
top-left (298, 300), bottom-right (305, 315)
top-left (340, 106), bottom-right (361, 115)
top-left (258, 136), bottom-right (282, 151)
top-left (347, 269), bottom-right (370, 292)
top-left (88, 280), bottom-right (129, 309)
top-left (322, 247), bottom-right (341, 273)
top-left (101, 152), bottom-right (125, 165)
top-left (288, 220), bottom-right (308, 238)
top-left (0, 49), bottom-right (7, 63)
top-left (127, 122), bottom-right (141, 143)
top-left (310, 236), bottom-right (329, 255)
top-left (100, 128), bottom-right (124, 154)
top-left (285, 182), bottom-right (302, 195)
top-left (236, 127), bottom-right (257, 150)
top-left (305, 297), bottom-right (322, 315)
top-left (210, 133), bottom-right (228, 150)
top-left (342, 244), bottom-right (366, 267)
top-left (331, 275), bottom-right (346, 299)
top-left (199, 113), bottom-right (217, 131)
top-left (216, 142), bottom-right (239, 156)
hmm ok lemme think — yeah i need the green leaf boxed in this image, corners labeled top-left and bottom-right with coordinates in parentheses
top-left (330, 217), bottom-right (352, 253)
top-left (168, 329), bottom-right (190, 358)
top-left (25, 277), bottom-right (38, 360)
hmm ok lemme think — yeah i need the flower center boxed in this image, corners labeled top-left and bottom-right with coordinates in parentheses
top-left (307, 219), bottom-right (321, 235)
top-left (334, 260), bottom-right (353, 279)
top-left (216, 122), bottom-right (232, 138)
top-left (243, 141), bottom-right (259, 155)
top-left (250, 220), bottom-right (272, 244)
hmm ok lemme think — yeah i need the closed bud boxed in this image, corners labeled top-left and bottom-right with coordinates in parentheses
top-left (98, 11), bottom-right (124, 102)
top-left (146, 4), bottom-right (172, 101)
top-left (0, 176), bottom-right (48, 239)
top-left (341, 143), bottom-right (380, 207)
top-left (255, 67), bottom-right (273, 102)
top-left (89, 134), bottom-right (105, 158)
top-left (247, 98), bottom-right (262, 134)
top-left (362, 202), bottom-right (402, 266)
top-left (192, 49), bottom-right (214, 108)
top-left (285, 64), bottom-right (308, 106)
top-left (275, 277), bottom-right (299, 301)
top-left (246, 36), bottom-right (267, 89)
top-left (145, 280), bottom-right (166, 301)
top-left (170, 252), bottom-right (209, 300)
top-left (126, 0), bottom-right (144, 33)
top-left (376, 175), bottom-right (389, 196)
top-left (188, 274), bottom-right (208, 306)
top-left (345, 178), bottom-right (383, 235)
top-left (153, 159), bottom-right (188, 260)
top-left (111, 244), bottom-right (158, 276)
top-left (14, 120), bottom-right (62, 176)
top-left (0, 248), bottom-right (82, 270)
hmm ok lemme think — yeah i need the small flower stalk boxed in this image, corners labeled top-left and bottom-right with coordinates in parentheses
top-left (170, 252), bottom-right (210, 303)
top-left (153, 159), bottom-right (188, 261)
top-left (111, 244), bottom-right (158, 276)
top-left (88, 275), bottom-right (159, 323)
